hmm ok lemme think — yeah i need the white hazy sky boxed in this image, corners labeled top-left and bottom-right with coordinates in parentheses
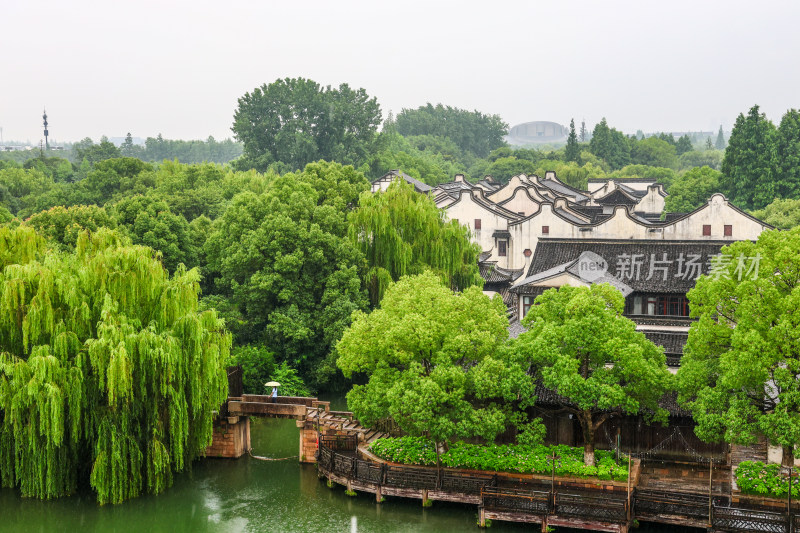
top-left (2, 0), bottom-right (799, 144)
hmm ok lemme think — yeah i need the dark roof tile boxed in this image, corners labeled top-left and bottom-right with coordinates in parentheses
top-left (525, 238), bottom-right (731, 293)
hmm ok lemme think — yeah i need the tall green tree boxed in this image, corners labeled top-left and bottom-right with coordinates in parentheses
top-left (112, 195), bottom-right (200, 273)
top-left (664, 166), bottom-right (721, 213)
top-left (72, 137), bottom-right (122, 166)
top-left (204, 161), bottom-right (369, 387)
top-left (775, 109), bottom-right (800, 199)
top-left (349, 180), bottom-right (483, 306)
top-left (721, 105), bottom-right (777, 210)
top-left (23, 205), bottom-right (117, 250)
top-left (0, 226), bottom-right (230, 503)
top-left (513, 284), bottom-right (670, 465)
top-left (677, 229), bottom-right (800, 465)
top-left (751, 198), bottom-right (800, 230)
top-left (589, 118), bottom-right (630, 170)
top-left (565, 118), bottom-right (580, 163)
top-left (231, 78), bottom-right (382, 172)
top-left (395, 103), bottom-right (508, 158)
top-left (337, 272), bottom-right (532, 466)
top-left (715, 126), bottom-right (726, 150)
top-left (675, 134), bottom-right (693, 155)
top-left (630, 137), bottom-right (678, 168)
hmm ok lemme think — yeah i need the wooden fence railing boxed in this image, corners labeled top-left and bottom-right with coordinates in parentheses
top-left (712, 506), bottom-right (788, 533)
top-left (634, 488), bottom-right (726, 522)
top-left (319, 444), bottom-right (628, 523)
top-left (480, 486), bottom-right (551, 514)
top-left (319, 443), bottom-right (800, 531)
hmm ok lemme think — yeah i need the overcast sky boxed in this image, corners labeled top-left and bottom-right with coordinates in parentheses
top-left (2, 0), bottom-right (798, 144)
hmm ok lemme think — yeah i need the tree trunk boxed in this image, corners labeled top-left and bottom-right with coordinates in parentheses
top-left (783, 445), bottom-right (795, 467)
top-left (580, 411), bottom-right (596, 466)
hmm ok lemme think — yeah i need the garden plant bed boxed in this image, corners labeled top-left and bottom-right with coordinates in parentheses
top-left (365, 437), bottom-right (636, 488)
top-left (734, 460), bottom-right (800, 500)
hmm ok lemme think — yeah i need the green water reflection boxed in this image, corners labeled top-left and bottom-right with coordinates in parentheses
top-left (0, 410), bottom-right (691, 532)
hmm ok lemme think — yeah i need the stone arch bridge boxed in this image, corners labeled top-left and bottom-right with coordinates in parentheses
top-left (205, 367), bottom-right (390, 461)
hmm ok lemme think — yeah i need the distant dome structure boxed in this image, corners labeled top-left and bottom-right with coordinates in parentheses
top-left (507, 121), bottom-right (567, 144)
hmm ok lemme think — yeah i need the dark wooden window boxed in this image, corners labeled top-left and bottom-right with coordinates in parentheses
top-left (498, 240), bottom-right (507, 257)
top-left (474, 219), bottom-right (481, 230)
top-left (542, 225), bottom-right (549, 234)
top-left (625, 294), bottom-right (690, 317)
top-left (702, 224), bottom-right (711, 236)
top-left (724, 224), bottom-right (732, 236)
top-left (522, 296), bottom-right (534, 317)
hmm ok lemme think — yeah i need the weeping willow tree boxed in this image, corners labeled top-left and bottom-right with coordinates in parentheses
top-left (348, 179), bottom-right (483, 305)
top-left (0, 225), bottom-right (230, 504)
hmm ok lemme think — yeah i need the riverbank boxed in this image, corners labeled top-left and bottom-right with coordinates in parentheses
top-left (0, 416), bottom-right (685, 533)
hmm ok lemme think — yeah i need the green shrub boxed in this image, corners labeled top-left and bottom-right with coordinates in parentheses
top-left (736, 461), bottom-right (800, 498)
top-left (369, 437), bottom-right (629, 481)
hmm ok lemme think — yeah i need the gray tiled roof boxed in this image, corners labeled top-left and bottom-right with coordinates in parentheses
top-left (595, 188), bottom-right (639, 205)
top-left (479, 262), bottom-right (524, 284)
top-left (540, 179), bottom-right (589, 202)
top-left (525, 238), bottom-right (731, 293)
top-left (373, 170), bottom-right (432, 193)
top-left (641, 330), bottom-right (688, 355)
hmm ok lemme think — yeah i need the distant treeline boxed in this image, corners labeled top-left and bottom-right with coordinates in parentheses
top-left (0, 135), bottom-right (242, 166)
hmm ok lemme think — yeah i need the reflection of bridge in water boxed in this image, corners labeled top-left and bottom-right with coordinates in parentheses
top-left (207, 368), bottom-right (796, 533)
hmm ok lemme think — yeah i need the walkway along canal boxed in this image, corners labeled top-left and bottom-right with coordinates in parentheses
top-left (207, 379), bottom-right (800, 533)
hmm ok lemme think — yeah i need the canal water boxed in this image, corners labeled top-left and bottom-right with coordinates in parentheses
top-left (0, 405), bottom-right (688, 533)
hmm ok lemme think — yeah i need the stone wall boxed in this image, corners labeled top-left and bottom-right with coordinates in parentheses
top-left (206, 416), bottom-right (250, 458)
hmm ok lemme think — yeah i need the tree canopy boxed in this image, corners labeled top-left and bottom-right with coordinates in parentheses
top-left (348, 179), bottom-right (483, 305)
top-left (232, 78), bottom-right (382, 172)
top-left (513, 284), bottom-right (670, 465)
top-left (664, 166), bottom-right (722, 213)
top-left (721, 105), bottom-right (777, 210)
top-left (589, 118), bottom-right (630, 170)
top-left (395, 103), bottom-right (508, 158)
top-left (204, 161), bottom-right (369, 387)
top-left (677, 229), bottom-right (800, 464)
top-left (337, 272), bottom-right (532, 463)
top-left (751, 198), bottom-right (800, 230)
top-left (0, 226), bottom-right (230, 503)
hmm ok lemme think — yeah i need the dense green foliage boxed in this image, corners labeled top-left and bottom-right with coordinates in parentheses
top-left (338, 273), bottom-right (532, 462)
top-left (23, 205), bottom-right (117, 250)
top-left (0, 226), bottom-right (230, 504)
top-left (718, 106), bottom-right (800, 210)
top-left (395, 103), bottom-right (508, 158)
top-left (775, 109), bottom-right (800, 200)
top-left (370, 437), bottom-right (629, 481)
top-left (123, 135), bottom-right (243, 164)
top-left (232, 78), bottom-right (382, 172)
top-left (514, 284), bottom-right (670, 465)
top-left (677, 229), bottom-right (800, 464)
top-left (565, 119), bottom-right (580, 163)
top-left (735, 461), bottom-right (800, 498)
top-left (205, 161), bottom-right (369, 388)
top-left (751, 198), bottom-right (800, 229)
top-left (589, 118), bottom-right (630, 170)
top-left (664, 166), bottom-right (722, 213)
top-left (721, 105), bottom-right (777, 210)
top-left (348, 180), bottom-right (483, 305)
